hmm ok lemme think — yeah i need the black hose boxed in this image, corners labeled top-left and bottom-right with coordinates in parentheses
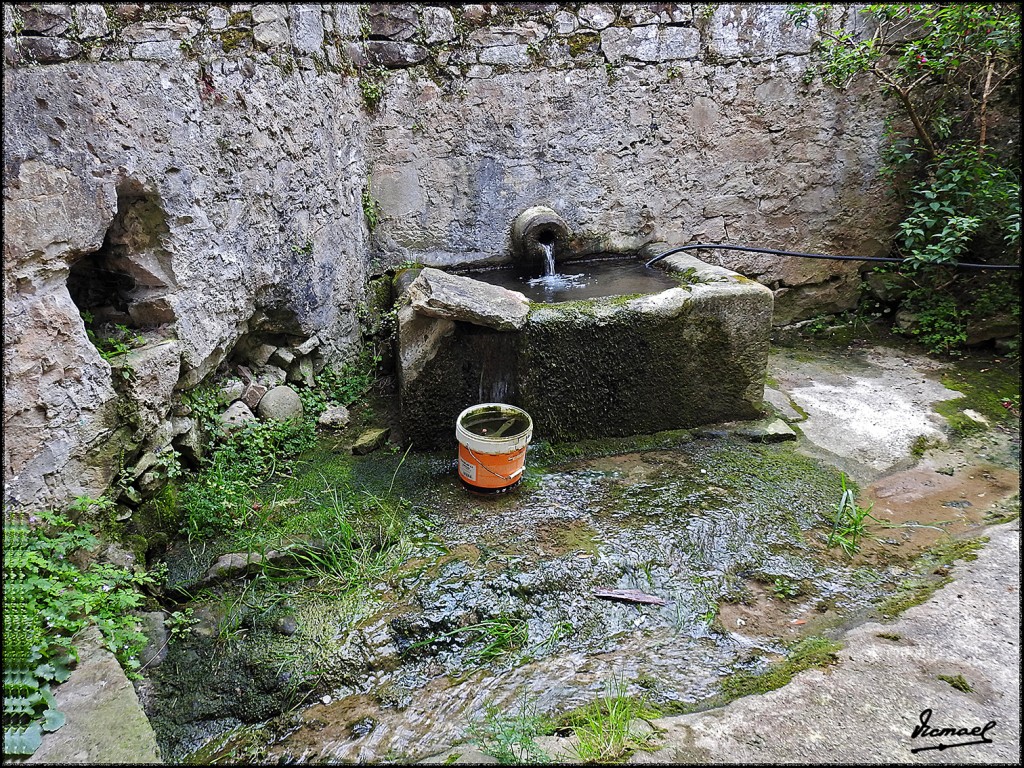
top-left (645, 243), bottom-right (1022, 270)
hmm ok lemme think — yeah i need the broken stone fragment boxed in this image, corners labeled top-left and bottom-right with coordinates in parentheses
top-left (256, 385), bottom-right (303, 422)
top-left (206, 551), bottom-right (264, 581)
top-left (258, 365), bottom-right (288, 389)
top-left (270, 347), bottom-right (296, 368)
top-left (318, 404), bottom-right (350, 429)
top-left (736, 418), bottom-right (797, 443)
top-left (406, 267), bottom-right (529, 331)
top-left (352, 427), bottom-right (390, 455)
top-left (218, 378), bottom-right (245, 405)
top-left (220, 401), bottom-right (257, 432)
top-left (287, 356), bottom-right (315, 387)
top-left (249, 343), bottom-right (277, 367)
top-left (295, 335), bottom-right (320, 356)
top-left (240, 381), bottom-right (268, 410)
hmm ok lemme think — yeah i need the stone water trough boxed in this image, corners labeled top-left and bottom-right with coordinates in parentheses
top-left (396, 244), bottom-right (773, 449)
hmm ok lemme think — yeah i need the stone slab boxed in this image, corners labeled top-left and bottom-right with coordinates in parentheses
top-left (26, 625), bottom-right (161, 764)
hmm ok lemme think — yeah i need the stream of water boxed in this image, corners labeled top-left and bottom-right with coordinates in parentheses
top-left (157, 437), bottom-right (921, 764)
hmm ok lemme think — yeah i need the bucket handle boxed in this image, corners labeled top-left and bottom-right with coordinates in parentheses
top-left (467, 447), bottom-right (525, 482)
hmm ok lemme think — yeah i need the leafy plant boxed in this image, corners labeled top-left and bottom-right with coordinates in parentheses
top-left (4, 515), bottom-right (70, 757)
top-left (362, 182), bottom-right (382, 232)
top-left (792, 4), bottom-right (1021, 353)
top-left (828, 473), bottom-right (879, 556)
top-left (81, 316), bottom-right (145, 377)
top-left (557, 676), bottom-right (658, 763)
top-left (411, 615), bottom-right (529, 668)
top-left (468, 696), bottom-right (550, 765)
top-left (359, 66), bottom-right (387, 111)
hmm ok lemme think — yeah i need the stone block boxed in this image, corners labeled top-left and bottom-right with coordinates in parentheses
top-left (254, 20), bottom-right (289, 48)
top-left (601, 25), bottom-right (699, 63)
top-left (290, 4), bottom-right (324, 53)
top-left (332, 4), bottom-right (361, 37)
top-left (241, 381), bottom-right (268, 410)
top-left (352, 427), bottom-right (390, 455)
top-left (132, 41), bottom-right (180, 61)
top-left (552, 11), bottom-right (578, 34)
top-left (24, 626), bottom-right (160, 764)
top-left (400, 256), bottom-right (773, 448)
top-left (17, 36), bottom-right (82, 63)
top-left (478, 45), bottom-right (531, 66)
top-left (251, 4), bottom-right (287, 24)
top-left (422, 7), bottom-right (456, 43)
top-left (270, 346), bottom-right (296, 367)
top-left (407, 268), bottom-right (530, 331)
top-left (249, 342), bottom-right (277, 366)
top-left (577, 4), bottom-right (616, 30)
top-left (207, 6), bottom-right (230, 30)
top-left (74, 5), bottom-right (109, 39)
top-left (365, 40), bottom-right (429, 68)
top-left (295, 334), bottom-right (320, 355)
top-left (20, 4), bottom-right (72, 35)
top-left (368, 4), bottom-right (418, 40)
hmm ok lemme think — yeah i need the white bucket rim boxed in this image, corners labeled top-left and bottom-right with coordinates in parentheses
top-left (456, 403), bottom-right (533, 455)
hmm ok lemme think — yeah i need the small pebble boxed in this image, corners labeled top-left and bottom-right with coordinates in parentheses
top-left (322, 695), bottom-right (332, 705)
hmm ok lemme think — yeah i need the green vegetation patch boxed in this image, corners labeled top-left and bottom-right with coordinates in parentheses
top-left (877, 536), bottom-right (987, 618)
top-left (937, 673), bottom-right (973, 693)
top-left (720, 636), bottom-right (842, 700)
top-left (935, 360), bottom-right (1021, 435)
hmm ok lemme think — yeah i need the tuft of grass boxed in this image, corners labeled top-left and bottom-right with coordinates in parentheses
top-left (468, 696), bottom-right (550, 765)
top-left (827, 473), bottom-right (878, 556)
top-left (411, 615), bottom-right (529, 668)
top-left (552, 676), bottom-right (659, 763)
top-left (937, 674), bottom-right (973, 693)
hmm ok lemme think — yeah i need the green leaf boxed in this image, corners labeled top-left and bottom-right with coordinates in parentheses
top-left (4, 722), bottom-right (43, 755)
top-left (41, 707), bottom-right (66, 733)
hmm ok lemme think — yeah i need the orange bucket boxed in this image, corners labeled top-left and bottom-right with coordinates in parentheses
top-left (456, 403), bottom-right (533, 494)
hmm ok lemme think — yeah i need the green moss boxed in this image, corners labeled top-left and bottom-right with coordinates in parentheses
top-left (937, 674), bottom-right (973, 693)
top-left (218, 28), bottom-right (251, 52)
top-left (876, 632), bottom-right (902, 641)
top-left (935, 360), bottom-right (1020, 430)
top-left (983, 496), bottom-right (1020, 524)
top-left (567, 32), bottom-right (600, 57)
top-left (720, 637), bottom-right (842, 700)
top-left (877, 536), bottom-right (987, 618)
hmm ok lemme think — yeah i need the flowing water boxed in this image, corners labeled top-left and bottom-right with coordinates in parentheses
top-left (542, 241), bottom-right (556, 277)
top-left (465, 254), bottom-right (679, 303)
top-left (154, 434), bottom-right (953, 764)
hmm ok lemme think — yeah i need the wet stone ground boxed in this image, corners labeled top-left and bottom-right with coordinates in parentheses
top-left (145, 396), bottom-right (1019, 764)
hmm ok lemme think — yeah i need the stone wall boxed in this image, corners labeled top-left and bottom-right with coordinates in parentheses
top-left (3, 3), bottom-right (369, 510)
top-left (3, 2), bottom-right (901, 512)
top-left (363, 3), bottom-right (896, 325)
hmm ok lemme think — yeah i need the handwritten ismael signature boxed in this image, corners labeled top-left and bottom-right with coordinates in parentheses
top-left (910, 708), bottom-right (997, 753)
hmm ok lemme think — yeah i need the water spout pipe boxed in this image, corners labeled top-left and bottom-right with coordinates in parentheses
top-left (511, 206), bottom-right (570, 276)
top-left (645, 243), bottom-right (1021, 271)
